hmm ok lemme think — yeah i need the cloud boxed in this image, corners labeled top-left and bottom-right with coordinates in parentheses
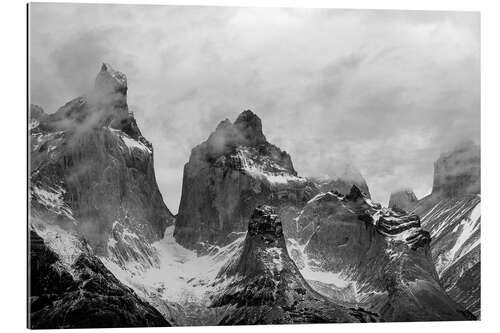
top-left (29, 4), bottom-right (480, 211)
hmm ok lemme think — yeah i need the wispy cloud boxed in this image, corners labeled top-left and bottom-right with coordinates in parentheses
top-left (29, 4), bottom-right (480, 211)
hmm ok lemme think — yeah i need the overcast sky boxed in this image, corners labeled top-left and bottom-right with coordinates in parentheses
top-left (30, 4), bottom-right (480, 213)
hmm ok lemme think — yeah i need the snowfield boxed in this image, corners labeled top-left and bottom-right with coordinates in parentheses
top-left (101, 226), bottom-right (245, 305)
top-left (420, 196), bottom-right (480, 275)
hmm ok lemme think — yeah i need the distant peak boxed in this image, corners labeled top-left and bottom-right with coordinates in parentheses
top-left (345, 184), bottom-right (366, 201)
top-left (234, 109), bottom-right (261, 124)
top-left (432, 141), bottom-right (480, 197)
top-left (95, 62), bottom-right (128, 95)
top-left (215, 118), bottom-right (232, 131)
top-left (201, 110), bottom-right (268, 157)
top-left (389, 188), bottom-right (418, 212)
top-left (233, 110), bottom-right (266, 144)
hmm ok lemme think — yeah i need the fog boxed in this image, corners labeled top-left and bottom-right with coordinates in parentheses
top-left (29, 4), bottom-right (480, 212)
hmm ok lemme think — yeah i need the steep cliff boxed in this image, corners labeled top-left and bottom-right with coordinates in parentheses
top-left (29, 64), bottom-right (175, 327)
top-left (30, 63), bottom-right (174, 255)
top-left (174, 111), bottom-right (317, 248)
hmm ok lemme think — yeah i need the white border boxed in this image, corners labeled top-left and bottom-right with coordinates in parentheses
top-left (2, 0), bottom-right (498, 332)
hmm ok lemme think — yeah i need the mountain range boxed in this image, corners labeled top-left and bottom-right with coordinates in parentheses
top-left (28, 64), bottom-right (480, 328)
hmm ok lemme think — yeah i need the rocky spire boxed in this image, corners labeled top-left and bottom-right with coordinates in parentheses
top-left (30, 63), bottom-right (174, 253)
top-left (174, 110), bottom-right (311, 248)
top-left (213, 205), bottom-right (361, 324)
top-left (201, 110), bottom-right (267, 158)
top-left (345, 184), bottom-right (367, 201)
top-left (219, 205), bottom-right (287, 278)
top-left (46, 63), bottom-right (131, 131)
top-left (95, 63), bottom-right (128, 96)
top-left (233, 110), bottom-right (267, 145)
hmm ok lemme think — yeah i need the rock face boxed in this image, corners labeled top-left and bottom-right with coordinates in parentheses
top-left (174, 111), bottom-right (317, 248)
top-left (29, 64), bottom-right (175, 327)
top-left (30, 63), bottom-right (174, 254)
top-left (29, 63), bottom-right (480, 326)
top-left (289, 185), bottom-right (474, 322)
top-left (388, 189), bottom-right (418, 213)
top-left (29, 229), bottom-right (169, 329)
top-left (413, 142), bottom-right (481, 317)
top-left (212, 206), bottom-right (375, 325)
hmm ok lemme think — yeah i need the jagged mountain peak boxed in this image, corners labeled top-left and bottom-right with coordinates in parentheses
top-left (202, 110), bottom-right (267, 157)
top-left (345, 184), bottom-right (367, 201)
top-left (95, 62), bottom-right (128, 95)
top-left (219, 205), bottom-right (288, 278)
top-left (233, 109), bottom-right (266, 143)
top-left (30, 63), bottom-right (174, 253)
top-left (175, 111), bottom-right (315, 248)
top-left (40, 63), bottom-right (132, 132)
top-left (388, 188), bottom-right (418, 213)
top-left (212, 205), bottom-right (365, 324)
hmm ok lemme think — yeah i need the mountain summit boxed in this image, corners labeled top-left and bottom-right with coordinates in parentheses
top-left (29, 64), bottom-right (176, 328)
top-left (432, 141), bottom-right (480, 197)
top-left (174, 110), bottom-right (316, 248)
top-left (30, 63), bottom-right (174, 254)
top-left (389, 188), bottom-right (418, 213)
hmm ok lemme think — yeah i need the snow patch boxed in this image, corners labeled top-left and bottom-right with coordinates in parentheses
top-left (101, 225), bottom-right (245, 305)
top-left (236, 147), bottom-right (306, 186)
top-left (443, 202), bottom-right (480, 272)
top-left (31, 184), bottom-right (75, 221)
top-left (31, 223), bottom-right (86, 273)
top-left (106, 127), bottom-right (151, 154)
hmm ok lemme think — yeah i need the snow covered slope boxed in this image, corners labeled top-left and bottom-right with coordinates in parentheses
top-left (414, 194), bottom-right (480, 317)
top-left (282, 186), bottom-right (474, 321)
top-left (100, 225), bottom-right (246, 325)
